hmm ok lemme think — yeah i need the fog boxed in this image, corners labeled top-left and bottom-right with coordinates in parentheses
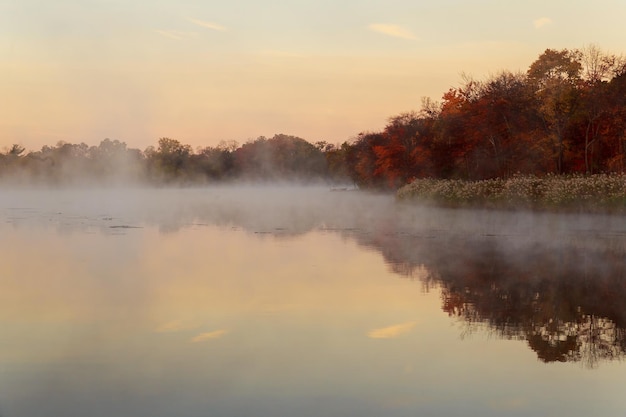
top-left (3, 184), bottom-right (624, 246)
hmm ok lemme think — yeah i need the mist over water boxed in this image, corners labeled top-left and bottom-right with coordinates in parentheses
top-left (1, 185), bottom-right (626, 416)
top-left (4, 184), bottom-right (624, 239)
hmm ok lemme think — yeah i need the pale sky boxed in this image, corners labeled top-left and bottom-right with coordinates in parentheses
top-left (2, 0), bottom-right (626, 152)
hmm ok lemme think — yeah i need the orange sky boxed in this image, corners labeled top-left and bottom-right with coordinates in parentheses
top-left (2, 0), bottom-right (626, 152)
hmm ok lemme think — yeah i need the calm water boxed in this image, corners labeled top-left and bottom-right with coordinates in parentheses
top-left (1, 186), bottom-right (625, 417)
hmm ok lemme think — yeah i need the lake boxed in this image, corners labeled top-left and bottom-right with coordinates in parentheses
top-left (1, 186), bottom-right (625, 417)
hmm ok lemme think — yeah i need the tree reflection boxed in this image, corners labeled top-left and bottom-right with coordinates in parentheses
top-left (369, 232), bottom-right (626, 368)
top-left (126, 193), bottom-right (626, 367)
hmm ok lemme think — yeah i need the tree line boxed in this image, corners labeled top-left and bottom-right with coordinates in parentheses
top-left (349, 45), bottom-right (626, 188)
top-left (2, 45), bottom-right (626, 188)
top-left (0, 135), bottom-right (349, 185)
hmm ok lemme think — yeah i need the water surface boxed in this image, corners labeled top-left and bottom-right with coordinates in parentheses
top-left (1, 186), bottom-right (625, 416)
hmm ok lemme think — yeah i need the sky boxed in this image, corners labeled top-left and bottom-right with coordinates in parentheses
top-left (2, 0), bottom-right (626, 152)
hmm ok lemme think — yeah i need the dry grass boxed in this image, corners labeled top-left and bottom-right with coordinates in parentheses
top-left (397, 174), bottom-right (626, 213)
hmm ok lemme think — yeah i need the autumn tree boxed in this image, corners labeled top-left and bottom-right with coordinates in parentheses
top-left (462, 71), bottom-right (548, 177)
top-left (605, 71), bottom-right (626, 171)
top-left (527, 48), bottom-right (582, 173)
top-left (575, 45), bottom-right (626, 173)
top-left (344, 132), bottom-right (388, 188)
top-left (436, 81), bottom-right (484, 178)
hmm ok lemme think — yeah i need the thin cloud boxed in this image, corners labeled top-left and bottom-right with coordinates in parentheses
top-left (187, 17), bottom-right (226, 31)
top-left (369, 23), bottom-right (418, 40)
top-left (368, 321), bottom-right (417, 339)
top-left (533, 17), bottom-right (552, 29)
top-left (155, 30), bottom-right (185, 40)
top-left (191, 329), bottom-right (228, 342)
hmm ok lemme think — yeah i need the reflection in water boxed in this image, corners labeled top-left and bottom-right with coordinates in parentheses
top-left (432, 241), bottom-right (626, 368)
top-left (367, 321), bottom-right (418, 339)
top-left (347, 215), bottom-right (626, 368)
top-left (2, 186), bottom-right (625, 368)
top-left (1, 186), bottom-right (626, 416)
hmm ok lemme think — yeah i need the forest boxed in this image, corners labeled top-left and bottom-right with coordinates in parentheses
top-left (2, 45), bottom-right (626, 189)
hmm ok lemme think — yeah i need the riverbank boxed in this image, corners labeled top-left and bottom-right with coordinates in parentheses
top-left (397, 174), bottom-right (626, 213)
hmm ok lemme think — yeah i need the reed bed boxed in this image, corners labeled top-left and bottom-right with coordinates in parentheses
top-left (397, 174), bottom-right (626, 213)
